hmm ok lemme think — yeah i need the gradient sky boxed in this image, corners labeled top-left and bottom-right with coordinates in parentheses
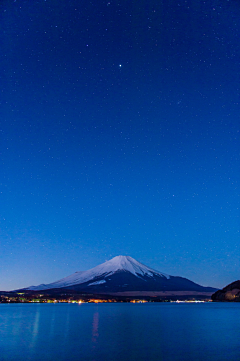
top-left (1, 0), bottom-right (239, 291)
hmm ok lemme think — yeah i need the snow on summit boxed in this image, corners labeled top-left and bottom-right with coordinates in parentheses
top-left (102, 255), bottom-right (169, 278)
top-left (25, 256), bottom-right (170, 291)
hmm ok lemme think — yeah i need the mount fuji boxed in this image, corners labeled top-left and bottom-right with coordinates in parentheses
top-left (23, 256), bottom-right (217, 297)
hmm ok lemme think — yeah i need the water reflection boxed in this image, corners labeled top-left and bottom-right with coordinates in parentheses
top-left (30, 309), bottom-right (40, 350)
top-left (63, 306), bottom-right (70, 341)
top-left (33, 310), bottom-right (40, 336)
top-left (92, 311), bottom-right (99, 343)
top-left (91, 310), bottom-right (100, 361)
top-left (1, 303), bottom-right (240, 361)
top-left (49, 306), bottom-right (56, 337)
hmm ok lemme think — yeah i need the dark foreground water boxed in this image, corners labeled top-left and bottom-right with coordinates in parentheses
top-left (0, 302), bottom-right (240, 361)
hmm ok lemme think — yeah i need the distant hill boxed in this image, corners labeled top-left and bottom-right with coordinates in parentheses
top-left (211, 280), bottom-right (240, 301)
top-left (18, 255), bottom-right (217, 298)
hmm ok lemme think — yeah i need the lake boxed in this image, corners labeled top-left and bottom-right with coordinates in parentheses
top-left (0, 302), bottom-right (239, 361)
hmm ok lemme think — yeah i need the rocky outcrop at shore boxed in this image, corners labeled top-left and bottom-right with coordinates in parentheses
top-left (211, 280), bottom-right (240, 301)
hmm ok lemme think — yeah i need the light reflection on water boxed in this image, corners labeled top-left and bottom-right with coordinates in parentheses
top-left (0, 303), bottom-right (240, 361)
top-left (29, 309), bottom-right (40, 350)
top-left (92, 311), bottom-right (99, 343)
top-left (91, 311), bottom-right (99, 361)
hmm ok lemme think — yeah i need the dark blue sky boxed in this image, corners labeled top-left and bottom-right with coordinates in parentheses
top-left (1, 0), bottom-right (239, 290)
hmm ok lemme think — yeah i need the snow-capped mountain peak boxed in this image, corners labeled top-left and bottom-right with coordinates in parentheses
top-left (100, 255), bottom-right (169, 278)
top-left (25, 256), bottom-right (170, 291)
top-left (21, 255), bottom-right (218, 295)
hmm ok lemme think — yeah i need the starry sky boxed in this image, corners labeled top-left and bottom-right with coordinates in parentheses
top-left (1, 0), bottom-right (239, 291)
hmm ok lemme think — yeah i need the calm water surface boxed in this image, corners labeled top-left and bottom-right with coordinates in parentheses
top-left (0, 302), bottom-right (239, 361)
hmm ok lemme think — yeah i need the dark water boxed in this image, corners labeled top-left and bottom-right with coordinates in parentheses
top-left (0, 303), bottom-right (240, 361)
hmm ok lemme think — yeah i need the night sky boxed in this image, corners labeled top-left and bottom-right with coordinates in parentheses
top-left (1, 0), bottom-right (239, 291)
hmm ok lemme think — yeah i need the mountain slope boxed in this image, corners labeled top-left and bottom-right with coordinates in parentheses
top-left (211, 280), bottom-right (240, 301)
top-left (24, 255), bottom-right (217, 295)
top-left (26, 256), bottom-right (169, 291)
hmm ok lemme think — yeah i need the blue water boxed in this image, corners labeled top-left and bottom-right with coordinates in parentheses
top-left (0, 303), bottom-right (239, 361)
